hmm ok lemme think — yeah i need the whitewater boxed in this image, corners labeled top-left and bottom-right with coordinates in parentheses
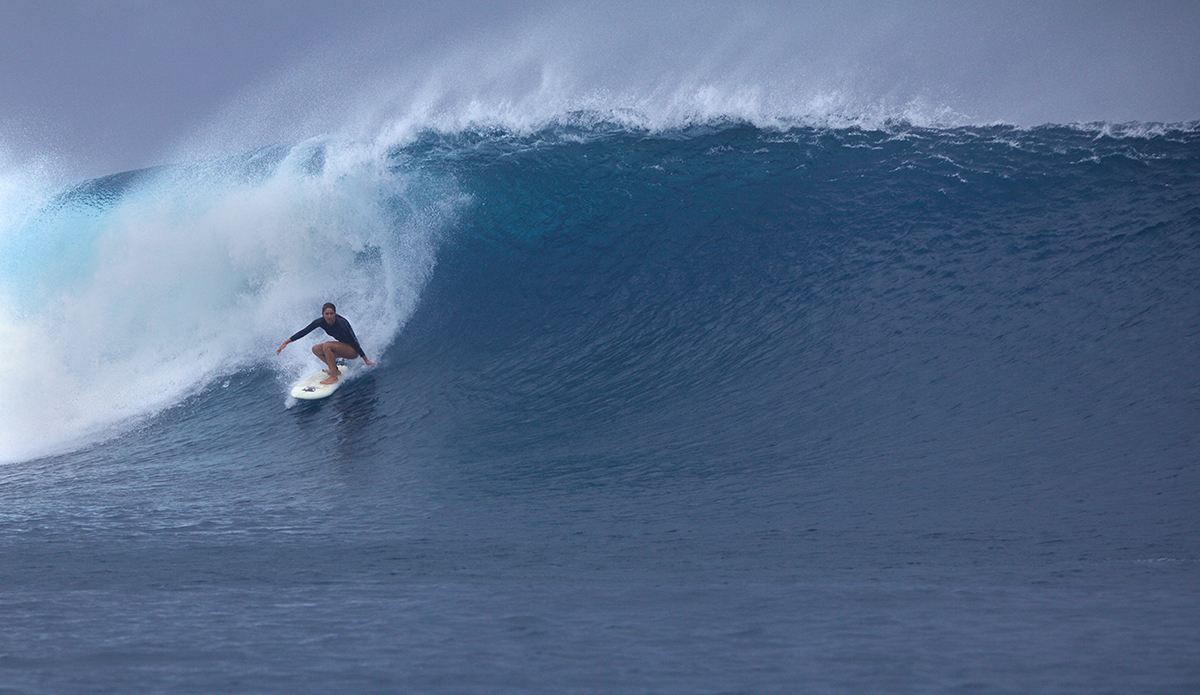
top-left (2, 6), bottom-right (1199, 694)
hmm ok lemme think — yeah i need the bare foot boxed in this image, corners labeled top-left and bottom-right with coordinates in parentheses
top-left (320, 373), bottom-right (339, 385)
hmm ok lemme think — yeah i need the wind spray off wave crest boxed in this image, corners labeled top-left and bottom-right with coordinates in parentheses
top-left (173, 0), bottom-right (1200, 168)
top-left (177, 2), bottom-right (977, 164)
top-left (0, 139), bottom-right (456, 464)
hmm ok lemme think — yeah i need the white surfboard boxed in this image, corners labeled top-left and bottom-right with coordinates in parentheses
top-left (289, 365), bottom-right (351, 400)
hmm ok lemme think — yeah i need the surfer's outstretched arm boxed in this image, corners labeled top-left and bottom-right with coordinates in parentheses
top-left (276, 338), bottom-right (291, 355)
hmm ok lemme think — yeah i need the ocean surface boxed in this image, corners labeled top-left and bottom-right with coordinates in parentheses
top-left (1, 119), bottom-right (1198, 693)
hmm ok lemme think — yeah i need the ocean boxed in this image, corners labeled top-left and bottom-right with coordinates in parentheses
top-left (1, 119), bottom-right (1197, 693)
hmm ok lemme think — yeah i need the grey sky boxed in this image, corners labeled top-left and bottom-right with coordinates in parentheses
top-left (2, 1), bottom-right (1197, 180)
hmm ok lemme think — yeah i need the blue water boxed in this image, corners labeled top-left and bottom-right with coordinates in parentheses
top-left (1, 121), bottom-right (1198, 693)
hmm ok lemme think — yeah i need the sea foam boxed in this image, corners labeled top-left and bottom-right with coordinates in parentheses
top-left (0, 138), bottom-right (455, 463)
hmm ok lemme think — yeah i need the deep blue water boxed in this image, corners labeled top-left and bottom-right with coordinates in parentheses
top-left (1, 122), bottom-right (1198, 693)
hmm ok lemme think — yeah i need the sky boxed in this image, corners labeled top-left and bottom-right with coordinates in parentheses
top-left (1, 0), bottom-right (1198, 180)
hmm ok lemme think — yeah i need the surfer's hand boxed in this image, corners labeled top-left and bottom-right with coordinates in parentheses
top-left (363, 357), bottom-right (376, 367)
top-left (276, 339), bottom-right (290, 355)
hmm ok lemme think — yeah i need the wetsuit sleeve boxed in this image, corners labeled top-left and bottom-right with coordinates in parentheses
top-left (288, 318), bottom-right (323, 342)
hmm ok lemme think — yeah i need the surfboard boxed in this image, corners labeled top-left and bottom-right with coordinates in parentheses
top-left (290, 365), bottom-right (350, 400)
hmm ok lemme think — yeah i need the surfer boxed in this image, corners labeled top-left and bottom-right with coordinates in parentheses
top-left (277, 303), bottom-right (376, 384)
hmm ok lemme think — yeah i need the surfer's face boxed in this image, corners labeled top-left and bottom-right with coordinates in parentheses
top-left (323, 308), bottom-right (336, 324)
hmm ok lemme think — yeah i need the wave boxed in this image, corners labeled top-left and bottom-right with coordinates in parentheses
top-left (3, 110), bottom-right (1199, 465)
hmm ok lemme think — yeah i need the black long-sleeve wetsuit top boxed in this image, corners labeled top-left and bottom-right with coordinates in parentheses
top-left (289, 315), bottom-right (367, 358)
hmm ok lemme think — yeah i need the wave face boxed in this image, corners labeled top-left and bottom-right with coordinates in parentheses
top-left (376, 123), bottom-right (1200, 546)
top-left (1, 121), bottom-right (1198, 692)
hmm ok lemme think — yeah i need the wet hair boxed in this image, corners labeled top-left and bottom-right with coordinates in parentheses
top-left (322, 302), bottom-right (336, 314)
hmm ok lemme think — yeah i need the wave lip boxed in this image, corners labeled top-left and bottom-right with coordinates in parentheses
top-left (169, 0), bottom-right (1200, 174)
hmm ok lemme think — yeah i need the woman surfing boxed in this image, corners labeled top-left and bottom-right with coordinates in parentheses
top-left (277, 303), bottom-right (376, 385)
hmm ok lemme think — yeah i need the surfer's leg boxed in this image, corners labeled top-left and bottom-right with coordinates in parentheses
top-left (315, 342), bottom-right (358, 384)
top-left (313, 343), bottom-right (340, 382)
